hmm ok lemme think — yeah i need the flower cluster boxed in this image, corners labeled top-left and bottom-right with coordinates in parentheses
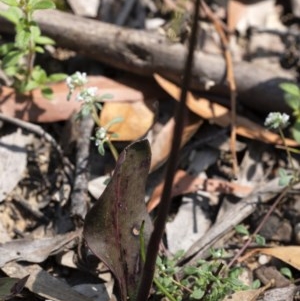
top-left (66, 71), bottom-right (87, 90)
top-left (66, 72), bottom-right (88, 100)
top-left (92, 127), bottom-right (108, 155)
top-left (76, 87), bottom-right (98, 103)
top-left (66, 71), bottom-right (122, 159)
top-left (264, 112), bottom-right (290, 130)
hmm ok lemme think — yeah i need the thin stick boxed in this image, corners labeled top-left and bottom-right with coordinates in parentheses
top-left (135, 1), bottom-right (200, 300)
top-left (201, 0), bottom-right (238, 177)
top-left (0, 113), bottom-right (73, 180)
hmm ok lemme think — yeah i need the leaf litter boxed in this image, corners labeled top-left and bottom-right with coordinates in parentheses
top-left (0, 1), bottom-right (300, 301)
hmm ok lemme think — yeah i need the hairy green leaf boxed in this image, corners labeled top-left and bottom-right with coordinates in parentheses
top-left (31, 0), bottom-right (56, 10)
top-left (31, 66), bottom-right (47, 83)
top-left (24, 80), bottom-right (40, 91)
top-left (235, 224), bottom-right (249, 236)
top-left (254, 234), bottom-right (266, 246)
top-left (48, 73), bottom-right (67, 82)
top-left (291, 121), bottom-right (300, 143)
top-left (30, 24), bottom-right (41, 39)
top-left (41, 87), bottom-right (53, 99)
top-left (2, 50), bottom-right (23, 67)
top-left (84, 140), bottom-right (152, 301)
top-left (0, 42), bottom-right (14, 56)
top-left (280, 267), bottom-right (293, 279)
top-left (34, 35), bottom-right (55, 45)
top-left (0, 0), bottom-right (19, 7)
top-left (190, 288), bottom-right (205, 300)
top-left (34, 46), bottom-right (45, 53)
top-left (278, 168), bottom-right (293, 186)
top-left (280, 83), bottom-right (300, 97)
top-left (0, 275), bottom-right (29, 300)
top-left (15, 28), bottom-right (31, 49)
top-left (4, 65), bottom-right (18, 76)
top-left (0, 7), bottom-right (22, 24)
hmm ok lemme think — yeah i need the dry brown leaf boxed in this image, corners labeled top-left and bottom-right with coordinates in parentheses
top-left (3, 263), bottom-right (94, 301)
top-left (150, 112), bottom-right (203, 172)
top-left (0, 230), bottom-right (81, 267)
top-left (147, 169), bottom-right (252, 212)
top-left (240, 246), bottom-right (300, 270)
top-left (154, 74), bottom-right (299, 147)
top-left (100, 101), bottom-right (155, 141)
top-left (0, 130), bottom-right (32, 202)
top-left (0, 84), bottom-right (81, 123)
top-left (227, 0), bottom-right (277, 34)
top-left (223, 280), bottom-right (274, 301)
top-left (0, 75), bottom-right (160, 123)
top-left (227, 0), bottom-right (247, 32)
top-left (223, 287), bottom-right (266, 301)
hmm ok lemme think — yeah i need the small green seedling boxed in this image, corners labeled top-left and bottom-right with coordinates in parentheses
top-left (0, 0), bottom-right (66, 98)
top-left (280, 267), bottom-right (293, 281)
top-left (235, 224), bottom-right (266, 246)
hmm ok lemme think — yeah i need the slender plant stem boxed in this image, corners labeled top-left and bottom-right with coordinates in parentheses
top-left (279, 128), bottom-right (296, 172)
top-left (91, 106), bottom-right (101, 127)
top-left (107, 139), bottom-right (119, 162)
top-left (135, 1), bottom-right (201, 300)
top-left (23, 4), bottom-right (35, 89)
top-left (90, 106), bottom-right (119, 161)
top-left (227, 184), bottom-right (290, 269)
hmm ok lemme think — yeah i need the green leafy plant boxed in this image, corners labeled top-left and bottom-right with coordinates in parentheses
top-left (280, 83), bottom-right (300, 143)
top-left (0, 0), bottom-right (66, 98)
top-left (153, 249), bottom-right (248, 301)
top-left (280, 267), bottom-right (293, 281)
top-left (0, 275), bottom-right (29, 300)
top-left (235, 224), bottom-right (266, 246)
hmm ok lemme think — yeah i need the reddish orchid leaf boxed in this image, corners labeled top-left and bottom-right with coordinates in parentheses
top-left (0, 275), bottom-right (29, 300)
top-left (83, 140), bottom-right (152, 301)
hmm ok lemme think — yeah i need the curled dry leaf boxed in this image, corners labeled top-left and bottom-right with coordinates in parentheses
top-left (240, 246), bottom-right (300, 270)
top-left (147, 169), bottom-right (253, 212)
top-left (0, 129), bottom-right (32, 203)
top-left (0, 275), bottom-right (29, 301)
top-left (0, 230), bottom-right (80, 268)
top-left (0, 75), bottom-right (160, 123)
top-left (150, 112), bottom-right (203, 172)
top-left (154, 74), bottom-right (299, 147)
top-left (100, 100), bottom-right (155, 141)
top-left (3, 263), bottom-right (94, 301)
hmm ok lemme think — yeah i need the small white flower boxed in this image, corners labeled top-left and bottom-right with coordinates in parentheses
top-left (96, 127), bottom-right (107, 140)
top-left (66, 71), bottom-right (88, 90)
top-left (76, 86), bottom-right (98, 103)
top-left (264, 112), bottom-right (290, 129)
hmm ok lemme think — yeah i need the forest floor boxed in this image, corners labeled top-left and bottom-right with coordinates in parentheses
top-left (0, 0), bottom-right (299, 300)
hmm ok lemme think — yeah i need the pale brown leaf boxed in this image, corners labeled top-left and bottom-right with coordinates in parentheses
top-left (154, 74), bottom-right (298, 147)
top-left (240, 246), bottom-right (300, 270)
top-left (147, 169), bottom-right (253, 212)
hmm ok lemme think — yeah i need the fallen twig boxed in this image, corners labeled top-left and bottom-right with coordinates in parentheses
top-left (69, 115), bottom-right (94, 220)
top-left (201, 0), bottom-right (238, 177)
top-left (0, 3), bottom-right (295, 114)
